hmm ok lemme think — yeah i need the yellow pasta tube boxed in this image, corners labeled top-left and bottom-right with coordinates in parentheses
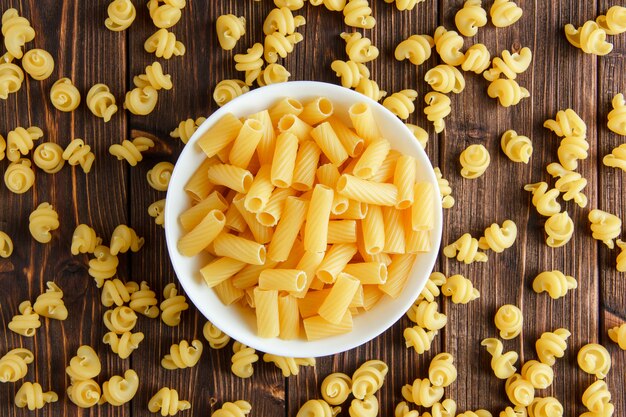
top-left (231, 261), bottom-right (279, 289)
top-left (279, 238), bottom-right (305, 269)
top-left (213, 233), bottom-right (266, 265)
top-left (224, 204), bottom-right (247, 232)
top-left (382, 206), bottom-right (406, 254)
top-left (394, 155), bottom-right (417, 209)
top-left (277, 114), bottom-right (313, 141)
top-left (244, 165), bottom-right (274, 213)
top-left (293, 251), bottom-right (326, 298)
top-left (304, 184), bottom-right (334, 253)
top-left (177, 209), bottom-right (226, 256)
top-left (362, 205), bottom-right (385, 254)
top-left (328, 116), bottom-right (365, 157)
top-left (269, 97), bottom-right (304, 126)
top-left (348, 102), bottom-right (381, 143)
top-left (332, 200), bottom-right (368, 220)
top-left (298, 289), bottom-right (330, 318)
top-left (328, 220), bottom-right (357, 244)
top-left (353, 139), bottom-right (391, 179)
top-left (206, 163), bottom-right (253, 194)
top-left (310, 122), bottom-right (349, 166)
top-left (411, 182), bottom-right (435, 231)
top-left (232, 194), bottom-right (274, 243)
top-left (405, 229), bottom-right (430, 253)
top-left (267, 197), bottom-right (308, 262)
top-left (292, 140), bottom-right (322, 191)
top-left (259, 269), bottom-right (307, 293)
top-left (184, 158), bottom-right (218, 202)
top-left (199, 257), bottom-right (247, 288)
top-left (271, 132), bottom-right (298, 188)
top-left (337, 175), bottom-right (398, 206)
top-left (278, 293), bottom-right (300, 340)
top-left (229, 118), bottom-right (264, 168)
top-left (213, 278), bottom-right (244, 305)
top-left (179, 191), bottom-right (228, 231)
top-left (254, 288), bottom-right (279, 338)
top-left (257, 188), bottom-right (296, 227)
top-left (303, 311), bottom-right (353, 340)
top-left (319, 273), bottom-right (360, 324)
top-left (300, 97), bottom-right (334, 125)
top-left (317, 243), bottom-right (358, 284)
top-left (196, 113), bottom-right (243, 157)
top-left (343, 262), bottom-right (388, 285)
top-left (362, 285), bottom-right (384, 310)
top-left (249, 110), bottom-right (276, 165)
top-left (379, 253), bottom-right (417, 298)
top-left (317, 164), bottom-right (349, 214)
top-left (370, 150), bottom-right (401, 183)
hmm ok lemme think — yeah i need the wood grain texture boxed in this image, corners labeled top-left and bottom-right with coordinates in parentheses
top-left (0, 1), bottom-right (624, 417)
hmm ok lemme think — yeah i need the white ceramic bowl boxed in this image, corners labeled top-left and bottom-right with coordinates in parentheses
top-left (164, 81), bottom-right (442, 357)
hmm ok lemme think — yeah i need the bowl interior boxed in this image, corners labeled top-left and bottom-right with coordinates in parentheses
top-left (164, 81), bottom-right (442, 357)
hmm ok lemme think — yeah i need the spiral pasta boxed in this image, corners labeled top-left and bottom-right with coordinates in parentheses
top-left (33, 281), bottom-right (68, 320)
top-left (433, 26), bottom-right (464, 66)
top-left (109, 224), bottom-right (144, 255)
top-left (0, 231), bottom-right (12, 258)
top-left (499, 130), bottom-right (532, 164)
top-left (481, 338), bottom-right (518, 379)
top-left (109, 136), bottom-right (155, 166)
top-left (406, 300), bottom-right (447, 331)
top-left (149, 199), bottom-right (166, 227)
top-left (607, 93), bottom-right (626, 135)
top-left (257, 64), bottom-right (291, 86)
top-left (144, 28), bottom-right (186, 59)
top-left (331, 60), bottom-right (369, 89)
top-left (276, 0), bottom-right (306, 10)
top-left (490, 0), bottom-right (522, 27)
top-left (608, 323), bottom-right (626, 349)
top-left (105, 0), bottom-right (136, 31)
top-left (161, 282), bottom-right (189, 326)
top-left (487, 78), bottom-right (529, 107)
top-left (66, 345), bottom-right (101, 382)
top-left (417, 272), bottom-right (446, 303)
top-left (394, 34), bottom-right (434, 66)
top-left (384, 0), bottom-right (425, 11)
top-left (505, 374), bottom-right (534, 407)
top-left (484, 48), bottom-right (532, 82)
top-left (231, 341), bottom-right (259, 378)
top-left (527, 397), bottom-right (563, 417)
top-left (597, 6), bottom-right (626, 35)
top-left (581, 380), bottom-right (614, 416)
top-left (4, 159), bottom-right (34, 194)
top-left (0, 62), bottom-right (24, 99)
top-left (403, 325), bottom-right (436, 354)
top-left (50, 77), bottom-right (81, 112)
top-left (8, 301), bottom-right (41, 337)
top-left (71, 224), bottom-right (101, 255)
top-left (401, 378), bottom-right (444, 408)
top-left (87, 83), bottom-right (118, 122)
top-left (14, 382), bottom-right (57, 410)
top-left (341, 32), bottom-right (378, 63)
top-left (104, 306), bottom-right (138, 334)
top-left (134, 62), bottom-right (172, 91)
top-left (588, 209), bottom-right (621, 249)
top-left (428, 353), bottom-right (457, 388)
top-left (1, 9), bottom-right (35, 59)
top-left (494, 304), bottom-right (523, 340)
top-left (462, 43), bottom-right (491, 73)
top-left (394, 401), bottom-right (419, 417)
top-left (33, 142), bottom-right (65, 173)
top-left (351, 360), bottom-right (387, 399)
top-left (444, 234), bottom-right (487, 264)
top-left (545, 162), bottom-right (587, 208)
top-left (21, 49), bottom-right (54, 80)
top-left (348, 395), bottom-right (378, 417)
top-left (264, 7), bottom-right (305, 35)
top-left (577, 343), bottom-right (611, 379)
top-left (88, 245), bottom-right (119, 286)
top-left (103, 331), bottom-right (144, 359)
top-left (263, 354), bottom-right (315, 377)
top-left (162, 339), bottom-right (203, 370)
top-left (101, 279), bottom-right (138, 307)
top-left (406, 123), bottom-right (428, 148)
top-left (130, 281), bottom-right (160, 318)
top-left (147, 0), bottom-right (183, 29)
top-left (425, 65), bottom-right (465, 94)
top-left (423, 92), bottom-right (450, 133)
top-left (523, 182), bottom-right (560, 217)
top-left (535, 328), bottom-right (571, 366)
top-left (29, 203), bottom-right (60, 244)
top-left (343, 0), bottom-right (375, 29)
top-left (455, 0), bottom-right (487, 37)
top-left (214, 79), bottom-right (250, 107)
top-left (383, 89), bottom-right (418, 120)
top-left (213, 400), bottom-right (252, 417)
top-left (67, 379), bottom-right (101, 408)
top-left (0, 348), bottom-right (33, 382)
top-left (520, 360), bottom-right (553, 390)
top-left (64, 138), bottom-right (95, 173)
top-left (203, 320), bottom-right (230, 349)
top-left (124, 86), bottom-right (158, 115)
top-left (557, 135), bottom-right (589, 171)
top-left (321, 373), bottom-right (351, 405)
top-left (565, 21), bottom-right (613, 56)
top-left (544, 211), bottom-right (574, 248)
top-left (478, 220), bottom-right (517, 253)
top-left (6, 126), bottom-right (43, 162)
top-left (441, 274), bottom-right (480, 303)
top-left (234, 43), bottom-right (264, 86)
top-left (147, 161), bottom-right (174, 191)
top-left (99, 369), bottom-right (139, 406)
top-left (170, 117), bottom-right (205, 143)
top-left (544, 108), bottom-right (587, 137)
top-left (433, 168), bottom-right (454, 209)
top-left (295, 399), bottom-right (339, 417)
top-left (148, 387), bottom-right (191, 416)
top-left (459, 144), bottom-right (490, 179)
top-left (216, 14), bottom-right (246, 50)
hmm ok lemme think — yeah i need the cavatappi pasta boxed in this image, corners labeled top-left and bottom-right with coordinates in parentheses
top-left (179, 98), bottom-right (437, 341)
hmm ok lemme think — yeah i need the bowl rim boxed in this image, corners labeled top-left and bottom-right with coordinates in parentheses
top-left (164, 80), bottom-right (442, 357)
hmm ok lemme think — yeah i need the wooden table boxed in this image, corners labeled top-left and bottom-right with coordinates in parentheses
top-left (1, 1), bottom-right (624, 416)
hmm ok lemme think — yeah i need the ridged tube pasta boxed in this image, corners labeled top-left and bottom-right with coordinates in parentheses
top-left (264, 32), bottom-right (303, 64)
top-left (433, 26), bottom-right (465, 67)
top-left (557, 135), bottom-right (589, 171)
top-left (490, 0), bottom-right (523, 27)
top-left (394, 34), bottom-right (434, 66)
top-left (109, 136), bottom-right (155, 166)
top-left (488, 78), bottom-right (529, 107)
top-left (351, 360), bottom-right (388, 399)
top-left (104, 306), bottom-right (137, 334)
top-left (321, 373), bottom-right (351, 405)
top-left (459, 144), bottom-right (490, 179)
top-left (99, 369), bottom-right (139, 406)
top-left (444, 234), bottom-right (487, 264)
top-left (231, 341), bottom-right (259, 378)
top-left (401, 378), bottom-right (444, 408)
top-left (331, 60), bottom-right (369, 89)
top-left (607, 93), bottom-right (626, 135)
top-left (213, 79), bottom-right (249, 107)
top-left (87, 83), bottom-right (118, 122)
top-left (161, 282), bottom-right (189, 326)
top-left (88, 245), bottom-right (119, 286)
top-left (348, 102), bottom-right (381, 142)
top-left (608, 323), bottom-right (626, 349)
top-left (341, 32), bottom-right (378, 63)
top-left (105, 0), bottom-right (136, 31)
top-left (6, 126), bottom-right (43, 162)
top-left (462, 43), bottom-right (491, 73)
top-left (148, 387), bottom-right (191, 416)
top-left (0, 230), bottom-right (12, 258)
top-left (33, 281), bottom-right (67, 320)
top-left (523, 182), bottom-right (560, 217)
top-left (162, 339), bottom-right (203, 369)
top-left (177, 209), bottom-right (225, 257)
top-left (535, 328), bottom-right (571, 366)
top-left (29, 202), bottom-right (60, 244)
top-left (505, 374), bottom-right (534, 407)
top-left (101, 279), bottom-right (139, 307)
top-left (66, 345), bottom-right (101, 382)
top-left (597, 6), bottom-right (626, 35)
top-left (442, 274), bottom-right (480, 303)
top-left (33, 142), bottom-right (65, 173)
top-left (481, 338), bottom-right (518, 379)
top-left (1, 9), bottom-right (35, 59)
top-left (343, 0), bottom-right (375, 29)
top-left (124, 86), bottom-right (158, 115)
top-left (383, 89), bottom-right (418, 120)
top-left (147, 161), bottom-right (174, 191)
top-left (501, 130), bottom-right (532, 163)
top-left (216, 14), bottom-right (246, 50)
top-left (494, 304), bottom-right (523, 340)
top-left (588, 209), bottom-right (621, 249)
top-left (425, 65), bottom-right (465, 94)
top-left (296, 399), bottom-right (339, 417)
top-left (577, 343), bottom-right (611, 379)
top-left (564, 21), bottom-right (613, 56)
top-left (520, 360), bottom-right (553, 390)
top-left (103, 331), bottom-right (144, 359)
top-left (483, 47), bottom-right (532, 82)
top-left (213, 400), bottom-right (252, 417)
top-left (67, 379), bottom-right (101, 408)
top-left (144, 28), bottom-right (186, 59)
top-left (478, 220), bottom-right (517, 253)
top-left (581, 381), bottom-right (613, 416)
top-left (0, 62), bottom-right (24, 99)
top-left (50, 78), bottom-right (81, 112)
top-left (170, 117), bottom-right (205, 144)
top-left (133, 62), bottom-right (172, 90)
top-left (22, 49), bottom-right (54, 80)
top-left (349, 395), bottom-right (378, 417)
top-left (527, 397), bottom-right (563, 417)
top-left (424, 92), bottom-right (451, 133)
top-left (130, 281), bottom-right (160, 318)
top-left (8, 301), bottom-right (41, 337)
top-left (5, 159), bottom-right (35, 194)
top-left (257, 63), bottom-right (291, 86)
top-left (544, 211), bottom-right (574, 248)
top-left (203, 320), bottom-right (230, 349)
top-left (235, 43), bottom-right (264, 86)
top-left (406, 300), bottom-right (447, 331)
top-left (0, 348), bottom-right (33, 382)
top-left (264, 7), bottom-right (305, 35)
top-left (263, 355), bottom-right (315, 376)
top-left (428, 353), bottom-right (457, 388)
top-left (110, 224), bottom-right (144, 255)
top-left (455, 0), bottom-right (487, 37)
top-left (403, 326), bottom-right (436, 354)
top-left (14, 382), bottom-right (58, 410)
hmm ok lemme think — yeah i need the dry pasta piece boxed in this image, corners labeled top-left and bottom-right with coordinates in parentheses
top-left (331, 60), bottom-right (369, 89)
top-left (147, 161), bottom-right (174, 191)
top-left (103, 331), bottom-right (144, 359)
top-left (490, 0), bottom-right (522, 27)
top-left (455, 0), bottom-right (487, 37)
top-left (148, 387), bottom-right (191, 415)
top-left (544, 211), bottom-right (574, 248)
top-left (523, 182), bottom-right (560, 217)
top-left (504, 374), bottom-right (534, 407)
top-left (441, 274), bottom-right (480, 303)
top-left (433, 26), bottom-right (464, 66)
top-left (161, 283), bottom-right (189, 326)
top-left (33, 142), bottom-right (65, 173)
top-left (424, 92), bottom-right (451, 133)
top-left (104, 306), bottom-right (137, 334)
top-left (303, 311), bottom-right (353, 340)
top-left (443, 234), bottom-right (487, 264)
top-left (403, 326), bottom-right (436, 354)
top-left (384, 0), bottom-right (424, 11)
top-left (565, 21), bottom-right (613, 56)
top-left (349, 395), bottom-right (378, 417)
top-left (557, 135), bottom-right (589, 171)
top-left (101, 279), bottom-right (139, 307)
top-left (231, 341), bottom-right (259, 378)
top-left (520, 360), bottom-right (553, 390)
top-left (216, 14), bottom-right (246, 50)
top-left (264, 32), bottom-right (303, 64)
top-left (416, 272), bottom-right (446, 303)
top-left (321, 373), bottom-right (351, 405)
top-left (87, 83), bottom-right (118, 122)
top-left (234, 43), bottom-right (264, 86)
top-left (501, 130), bottom-right (532, 163)
top-left (109, 136), bottom-right (155, 166)
top-left (461, 43), bottom-right (491, 73)
top-left (604, 143), bottom-right (626, 172)
top-left (406, 300), bottom-right (447, 331)
top-left (527, 397), bottom-right (563, 417)
top-left (170, 118), bottom-right (205, 145)
top-left (343, 0), bottom-right (375, 29)
top-left (33, 281), bottom-right (68, 320)
top-left (0, 348), bottom-right (33, 382)
top-left (428, 353), bottom-right (457, 388)
top-left (64, 138), bottom-right (95, 173)
top-left (341, 32), bottom-right (378, 63)
top-left (401, 378), bottom-right (443, 407)
top-left (177, 209), bottom-right (225, 257)
top-left (133, 62), bottom-right (172, 91)
top-left (105, 0), bottom-right (136, 31)
top-left (203, 320), bottom-right (230, 349)
top-left (14, 382), bottom-right (58, 410)
top-left (65, 345), bottom-right (101, 382)
top-left (263, 7), bottom-right (305, 36)
top-left (50, 78), bottom-right (81, 112)
top-left (8, 301), bottom-right (41, 337)
top-left (88, 245), bottom-right (119, 286)
top-left (144, 28), bottom-right (186, 59)
top-left (147, 0), bottom-right (184, 29)
top-left (383, 89), bottom-right (418, 120)
top-left (22, 49), bottom-right (54, 80)
top-left (6, 126), bottom-right (43, 162)
top-left (110, 224), bottom-right (145, 255)
top-left (124, 86), bottom-right (158, 115)
top-left (608, 323), bottom-right (626, 349)
top-left (351, 360), bottom-right (387, 399)
top-left (394, 34), bottom-right (434, 66)
top-left (481, 338), bottom-right (518, 379)
top-left (536, 328), bottom-right (571, 366)
top-left (257, 63), bottom-right (291, 86)
top-left (0, 62), bottom-right (24, 99)
top-left (494, 304), bottom-right (523, 340)
top-left (1, 9), bottom-right (35, 59)
top-left (0, 231), bottom-right (13, 258)
top-left (459, 144), bottom-right (489, 179)
top-left (544, 108), bottom-right (587, 137)
top-left (263, 354), bottom-right (315, 377)
top-left (213, 79), bottom-right (249, 107)
top-left (488, 78), bottom-right (529, 107)
top-left (483, 47), bottom-right (532, 82)
top-left (425, 65), bottom-right (465, 94)
top-left (130, 281), bottom-right (160, 318)
top-left (67, 379), bottom-right (101, 408)
top-left (295, 399), bottom-right (339, 417)
top-left (213, 401), bottom-right (252, 417)
top-left (71, 224), bottom-right (101, 255)
top-left (433, 168), bottom-right (454, 209)
top-left (588, 209), bottom-right (621, 249)
top-left (4, 159), bottom-right (34, 194)
top-left (162, 339), bottom-right (203, 370)
top-left (99, 369), bottom-right (139, 406)
top-left (478, 220), bottom-right (517, 253)
top-left (577, 343), bottom-right (611, 379)
top-left (29, 203), bottom-right (59, 244)
top-left (597, 6), bottom-right (626, 35)
top-left (581, 381), bottom-right (613, 416)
